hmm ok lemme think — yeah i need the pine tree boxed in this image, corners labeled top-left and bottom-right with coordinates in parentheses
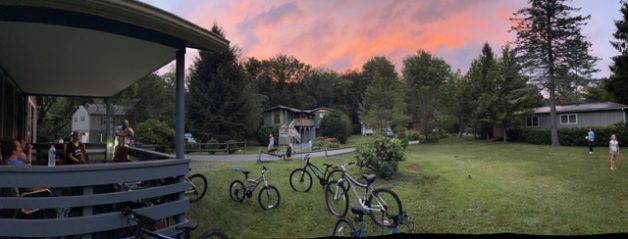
top-left (607, 0), bottom-right (628, 105)
top-left (187, 24), bottom-right (261, 142)
top-left (511, 0), bottom-right (593, 146)
top-left (467, 43), bottom-right (499, 139)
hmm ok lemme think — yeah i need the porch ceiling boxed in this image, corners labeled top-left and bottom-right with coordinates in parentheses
top-left (0, 0), bottom-right (229, 97)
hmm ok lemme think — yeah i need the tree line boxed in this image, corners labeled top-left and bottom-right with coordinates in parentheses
top-left (37, 0), bottom-right (628, 148)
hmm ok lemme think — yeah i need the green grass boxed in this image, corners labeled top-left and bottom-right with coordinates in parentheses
top-left (187, 137), bottom-right (628, 238)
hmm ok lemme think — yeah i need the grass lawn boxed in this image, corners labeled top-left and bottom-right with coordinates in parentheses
top-left (187, 137), bottom-right (628, 238)
top-left (345, 134), bottom-right (372, 147)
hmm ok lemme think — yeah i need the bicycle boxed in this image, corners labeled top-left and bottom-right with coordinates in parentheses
top-left (332, 205), bottom-right (415, 237)
top-left (325, 162), bottom-right (403, 228)
top-left (185, 172), bottom-right (208, 203)
top-left (229, 165), bottom-right (281, 210)
top-left (289, 153), bottom-right (343, 192)
top-left (122, 207), bottom-right (228, 239)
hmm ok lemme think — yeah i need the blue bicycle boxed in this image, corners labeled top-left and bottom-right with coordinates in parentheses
top-left (332, 205), bottom-right (415, 237)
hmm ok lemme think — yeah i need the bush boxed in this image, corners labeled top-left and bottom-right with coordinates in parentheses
top-left (507, 123), bottom-right (628, 146)
top-left (207, 139), bottom-right (219, 154)
top-left (136, 119), bottom-right (175, 153)
top-left (321, 111), bottom-right (352, 144)
top-left (355, 135), bottom-right (406, 179)
top-left (257, 125), bottom-right (278, 146)
top-left (313, 137), bottom-right (340, 150)
top-left (406, 130), bottom-right (421, 141)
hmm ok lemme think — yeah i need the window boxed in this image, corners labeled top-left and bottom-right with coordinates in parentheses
top-left (526, 116), bottom-right (539, 127)
top-left (274, 110), bottom-right (280, 124)
top-left (560, 114), bottom-right (577, 124)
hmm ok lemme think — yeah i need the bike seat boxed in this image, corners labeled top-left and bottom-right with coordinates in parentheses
top-left (242, 170), bottom-right (251, 178)
top-left (350, 205), bottom-right (369, 215)
top-left (323, 163), bottom-right (333, 168)
top-left (175, 222), bottom-right (198, 232)
top-left (362, 174), bottom-right (376, 185)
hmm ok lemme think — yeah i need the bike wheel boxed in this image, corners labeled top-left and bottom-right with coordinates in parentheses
top-left (289, 169), bottom-right (313, 192)
top-left (199, 230), bottom-right (229, 239)
top-left (258, 185), bottom-right (280, 210)
top-left (325, 180), bottom-right (349, 217)
top-left (366, 188), bottom-right (403, 228)
top-left (325, 169), bottom-right (344, 186)
top-left (333, 218), bottom-right (355, 237)
top-left (187, 174), bottom-right (208, 202)
top-left (229, 180), bottom-right (246, 202)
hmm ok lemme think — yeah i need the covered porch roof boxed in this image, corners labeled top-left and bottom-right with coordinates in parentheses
top-left (0, 0), bottom-right (229, 97)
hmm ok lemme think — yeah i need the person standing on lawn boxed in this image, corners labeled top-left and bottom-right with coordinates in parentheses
top-left (609, 134), bottom-right (620, 171)
top-left (587, 128), bottom-right (595, 154)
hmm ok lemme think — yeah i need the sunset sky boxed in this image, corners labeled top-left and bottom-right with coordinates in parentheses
top-left (144, 0), bottom-right (621, 79)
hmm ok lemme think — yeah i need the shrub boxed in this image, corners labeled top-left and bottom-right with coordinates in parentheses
top-left (136, 119), bottom-right (175, 153)
top-left (313, 137), bottom-right (340, 150)
top-left (207, 139), bottom-right (219, 154)
top-left (407, 130), bottom-right (421, 141)
top-left (507, 124), bottom-right (628, 146)
top-left (320, 111), bottom-right (352, 144)
top-left (355, 135), bottom-right (406, 179)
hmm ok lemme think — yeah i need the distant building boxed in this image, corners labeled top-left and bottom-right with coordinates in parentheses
top-left (262, 105), bottom-right (331, 145)
top-left (71, 104), bottom-right (129, 143)
top-left (525, 101), bottom-right (627, 129)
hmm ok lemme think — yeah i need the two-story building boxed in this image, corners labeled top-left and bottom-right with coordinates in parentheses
top-left (262, 105), bottom-right (330, 145)
top-left (71, 104), bottom-right (129, 143)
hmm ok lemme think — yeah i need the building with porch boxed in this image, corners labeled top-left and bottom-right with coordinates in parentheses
top-left (0, 1), bottom-right (228, 237)
top-left (262, 105), bottom-right (331, 145)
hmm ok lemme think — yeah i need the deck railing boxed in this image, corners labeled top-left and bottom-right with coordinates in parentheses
top-left (0, 148), bottom-right (190, 238)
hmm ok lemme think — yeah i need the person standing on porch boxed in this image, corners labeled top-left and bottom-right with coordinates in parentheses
top-left (587, 128), bottom-right (595, 155)
top-left (114, 119), bottom-right (134, 162)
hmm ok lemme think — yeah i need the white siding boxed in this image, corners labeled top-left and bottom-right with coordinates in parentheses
top-left (71, 106), bottom-right (90, 132)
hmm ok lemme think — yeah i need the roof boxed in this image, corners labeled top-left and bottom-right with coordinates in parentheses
top-left (534, 101), bottom-right (628, 114)
top-left (85, 104), bottom-right (129, 116)
top-left (0, 0), bottom-right (229, 97)
top-left (263, 105), bottom-right (332, 114)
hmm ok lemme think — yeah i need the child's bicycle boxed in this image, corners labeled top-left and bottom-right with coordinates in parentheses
top-left (332, 205), bottom-right (415, 237)
top-left (289, 153), bottom-right (343, 192)
top-left (122, 207), bottom-right (228, 239)
top-left (229, 166), bottom-right (281, 210)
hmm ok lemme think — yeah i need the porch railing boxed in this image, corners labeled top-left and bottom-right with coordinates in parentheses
top-left (0, 150), bottom-right (190, 238)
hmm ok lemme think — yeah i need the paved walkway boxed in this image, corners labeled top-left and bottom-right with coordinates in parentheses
top-left (186, 147), bottom-right (357, 162)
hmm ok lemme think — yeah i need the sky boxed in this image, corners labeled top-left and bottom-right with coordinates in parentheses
top-left (143, 0), bottom-right (621, 79)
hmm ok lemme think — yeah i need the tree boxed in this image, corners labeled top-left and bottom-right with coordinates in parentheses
top-left (187, 24), bottom-right (261, 142)
top-left (359, 56), bottom-right (408, 133)
top-left (37, 97), bottom-right (92, 142)
top-left (467, 43), bottom-right (499, 139)
top-left (402, 50), bottom-right (452, 141)
top-left (608, 0), bottom-right (628, 105)
top-left (126, 73), bottom-right (176, 126)
top-left (511, 0), bottom-right (594, 146)
top-left (494, 46), bottom-right (544, 141)
top-left (320, 110), bottom-right (351, 144)
top-left (136, 119), bottom-right (176, 153)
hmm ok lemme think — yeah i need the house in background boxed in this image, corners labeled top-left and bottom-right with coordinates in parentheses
top-left (71, 104), bottom-right (129, 143)
top-left (360, 122), bottom-right (393, 136)
top-left (262, 105), bottom-right (331, 145)
top-left (525, 101), bottom-right (627, 129)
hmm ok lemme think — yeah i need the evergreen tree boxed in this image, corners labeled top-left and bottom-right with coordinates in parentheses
top-left (608, 0), bottom-right (628, 105)
top-left (402, 50), bottom-right (452, 141)
top-left (187, 24), bottom-right (261, 142)
top-left (467, 43), bottom-right (499, 139)
top-left (511, 0), bottom-right (593, 146)
top-left (359, 56), bottom-right (408, 133)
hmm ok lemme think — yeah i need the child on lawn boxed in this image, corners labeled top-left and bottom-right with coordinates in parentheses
top-left (610, 134), bottom-right (620, 171)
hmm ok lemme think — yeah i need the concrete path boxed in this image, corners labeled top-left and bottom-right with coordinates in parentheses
top-left (186, 147), bottom-right (356, 162)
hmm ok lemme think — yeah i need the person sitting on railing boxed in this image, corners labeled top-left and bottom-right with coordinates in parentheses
top-left (65, 131), bottom-right (88, 164)
top-left (114, 119), bottom-right (134, 162)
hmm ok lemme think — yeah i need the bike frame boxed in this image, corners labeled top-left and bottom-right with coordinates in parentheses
top-left (245, 170), bottom-right (269, 193)
top-left (334, 164), bottom-right (388, 214)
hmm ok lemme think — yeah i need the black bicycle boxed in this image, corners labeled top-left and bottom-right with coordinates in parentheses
top-left (122, 207), bottom-right (228, 239)
top-left (289, 153), bottom-right (343, 192)
top-left (229, 166), bottom-right (281, 210)
top-left (333, 205), bottom-right (415, 237)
